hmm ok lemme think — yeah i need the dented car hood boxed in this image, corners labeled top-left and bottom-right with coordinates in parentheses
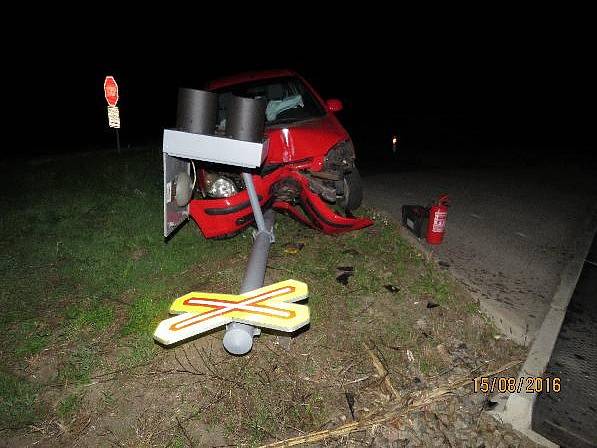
top-left (265, 115), bottom-right (347, 164)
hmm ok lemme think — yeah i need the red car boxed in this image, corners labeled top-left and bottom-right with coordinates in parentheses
top-left (188, 69), bottom-right (373, 238)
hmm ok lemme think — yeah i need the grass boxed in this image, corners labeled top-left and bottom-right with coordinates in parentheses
top-left (13, 320), bottom-right (51, 358)
top-left (116, 334), bottom-right (158, 368)
top-left (121, 295), bottom-right (167, 336)
top-left (0, 149), bottom-right (249, 429)
top-left (57, 393), bottom-right (81, 419)
top-left (411, 266), bottom-right (454, 305)
top-left (0, 149), bottom-right (525, 446)
top-left (0, 371), bottom-right (39, 430)
top-left (58, 346), bottom-right (97, 384)
top-left (64, 301), bottom-right (115, 336)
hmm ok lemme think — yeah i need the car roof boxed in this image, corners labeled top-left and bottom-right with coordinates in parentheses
top-left (206, 69), bottom-right (299, 90)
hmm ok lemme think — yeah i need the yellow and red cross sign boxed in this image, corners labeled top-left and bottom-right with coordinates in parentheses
top-left (153, 279), bottom-right (309, 345)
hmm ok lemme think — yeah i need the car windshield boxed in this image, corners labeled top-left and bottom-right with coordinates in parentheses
top-left (214, 76), bottom-right (326, 129)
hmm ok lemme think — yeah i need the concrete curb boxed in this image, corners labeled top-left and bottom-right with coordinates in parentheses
top-left (489, 210), bottom-right (597, 447)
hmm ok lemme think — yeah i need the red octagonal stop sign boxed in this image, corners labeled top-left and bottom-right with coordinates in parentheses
top-left (104, 76), bottom-right (119, 107)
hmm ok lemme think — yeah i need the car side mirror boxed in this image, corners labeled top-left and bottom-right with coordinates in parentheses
top-left (326, 99), bottom-right (343, 113)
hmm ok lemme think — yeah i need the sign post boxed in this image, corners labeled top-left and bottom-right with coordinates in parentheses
top-left (103, 76), bottom-right (121, 152)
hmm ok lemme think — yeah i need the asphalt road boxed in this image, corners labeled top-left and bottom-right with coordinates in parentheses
top-left (360, 153), bottom-right (597, 345)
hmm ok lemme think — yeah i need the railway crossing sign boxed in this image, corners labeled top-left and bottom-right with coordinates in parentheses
top-left (154, 279), bottom-right (310, 345)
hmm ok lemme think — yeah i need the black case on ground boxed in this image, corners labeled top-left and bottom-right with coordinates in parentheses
top-left (401, 205), bottom-right (428, 238)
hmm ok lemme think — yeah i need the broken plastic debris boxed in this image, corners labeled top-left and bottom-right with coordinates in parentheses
top-left (345, 392), bottom-right (355, 420)
top-left (384, 284), bottom-right (400, 293)
top-left (337, 266), bottom-right (355, 272)
top-left (483, 399), bottom-right (499, 410)
top-left (336, 271), bottom-right (353, 286)
top-left (283, 242), bottom-right (305, 254)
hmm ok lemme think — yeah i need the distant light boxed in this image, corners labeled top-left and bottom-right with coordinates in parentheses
top-left (392, 136), bottom-right (397, 145)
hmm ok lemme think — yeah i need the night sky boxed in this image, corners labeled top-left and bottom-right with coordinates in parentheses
top-left (14, 21), bottom-right (593, 161)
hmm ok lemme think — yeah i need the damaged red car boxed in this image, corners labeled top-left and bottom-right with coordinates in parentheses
top-left (187, 69), bottom-right (372, 238)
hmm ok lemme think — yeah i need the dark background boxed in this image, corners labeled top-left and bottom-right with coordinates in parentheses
top-left (11, 20), bottom-right (594, 165)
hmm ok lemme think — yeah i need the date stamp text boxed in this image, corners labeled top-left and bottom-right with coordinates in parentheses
top-left (473, 376), bottom-right (561, 394)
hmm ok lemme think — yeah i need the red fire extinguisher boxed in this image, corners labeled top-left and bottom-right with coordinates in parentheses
top-left (426, 195), bottom-right (450, 245)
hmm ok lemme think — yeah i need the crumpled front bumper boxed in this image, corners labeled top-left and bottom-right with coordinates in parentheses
top-left (188, 171), bottom-right (372, 238)
top-left (189, 192), bottom-right (271, 239)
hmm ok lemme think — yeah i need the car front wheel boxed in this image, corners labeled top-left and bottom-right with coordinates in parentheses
top-left (338, 167), bottom-right (363, 212)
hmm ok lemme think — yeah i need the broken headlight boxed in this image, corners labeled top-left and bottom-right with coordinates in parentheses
top-left (324, 140), bottom-right (356, 172)
top-left (204, 173), bottom-right (238, 198)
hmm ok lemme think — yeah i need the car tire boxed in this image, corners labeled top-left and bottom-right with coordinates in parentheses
top-left (340, 167), bottom-right (363, 211)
